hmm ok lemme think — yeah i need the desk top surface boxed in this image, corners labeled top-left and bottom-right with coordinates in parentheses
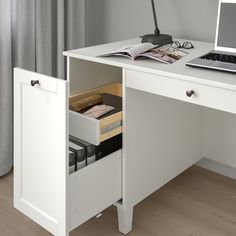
top-left (64, 38), bottom-right (236, 90)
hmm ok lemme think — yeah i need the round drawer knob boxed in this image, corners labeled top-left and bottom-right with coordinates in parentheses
top-left (31, 80), bottom-right (39, 87)
top-left (186, 89), bottom-right (195, 97)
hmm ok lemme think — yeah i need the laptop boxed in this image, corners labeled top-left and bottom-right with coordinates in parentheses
top-left (186, 0), bottom-right (236, 73)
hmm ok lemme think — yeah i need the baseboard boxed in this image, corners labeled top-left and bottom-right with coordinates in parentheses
top-left (196, 158), bottom-right (236, 180)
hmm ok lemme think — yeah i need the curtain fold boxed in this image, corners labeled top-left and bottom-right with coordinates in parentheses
top-left (0, 0), bottom-right (13, 176)
top-left (0, 0), bottom-right (85, 176)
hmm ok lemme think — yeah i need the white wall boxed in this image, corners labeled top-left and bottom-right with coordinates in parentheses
top-left (85, 0), bottom-right (219, 46)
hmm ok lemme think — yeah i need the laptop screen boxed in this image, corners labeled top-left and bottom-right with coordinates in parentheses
top-left (217, 3), bottom-right (236, 49)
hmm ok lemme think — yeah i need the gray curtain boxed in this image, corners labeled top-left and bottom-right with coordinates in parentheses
top-left (0, 0), bottom-right (85, 176)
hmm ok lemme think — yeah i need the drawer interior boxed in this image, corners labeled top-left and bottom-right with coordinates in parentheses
top-left (69, 83), bottom-right (123, 144)
top-left (68, 133), bottom-right (122, 174)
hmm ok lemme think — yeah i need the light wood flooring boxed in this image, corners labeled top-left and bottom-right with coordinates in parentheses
top-left (1, 165), bottom-right (236, 236)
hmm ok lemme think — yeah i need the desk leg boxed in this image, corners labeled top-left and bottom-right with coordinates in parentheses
top-left (117, 206), bottom-right (133, 234)
top-left (55, 230), bottom-right (69, 236)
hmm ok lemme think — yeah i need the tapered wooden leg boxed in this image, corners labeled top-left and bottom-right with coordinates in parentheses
top-left (117, 206), bottom-right (133, 234)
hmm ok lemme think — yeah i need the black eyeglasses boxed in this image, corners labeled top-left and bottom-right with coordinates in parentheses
top-left (171, 41), bottom-right (194, 49)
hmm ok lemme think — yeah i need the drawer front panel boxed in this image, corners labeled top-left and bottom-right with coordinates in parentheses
top-left (126, 69), bottom-right (236, 114)
top-left (69, 110), bottom-right (123, 146)
top-left (14, 68), bottom-right (68, 234)
top-left (69, 110), bottom-right (100, 145)
top-left (68, 150), bottom-right (122, 231)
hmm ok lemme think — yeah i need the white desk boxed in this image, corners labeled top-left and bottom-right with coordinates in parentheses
top-left (14, 38), bottom-right (236, 235)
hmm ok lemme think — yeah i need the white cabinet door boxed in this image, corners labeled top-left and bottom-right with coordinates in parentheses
top-left (14, 68), bottom-right (68, 236)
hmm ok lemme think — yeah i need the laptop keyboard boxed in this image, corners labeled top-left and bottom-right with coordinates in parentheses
top-left (200, 53), bottom-right (236, 64)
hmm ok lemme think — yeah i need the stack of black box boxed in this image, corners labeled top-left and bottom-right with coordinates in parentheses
top-left (68, 134), bottom-right (122, 174)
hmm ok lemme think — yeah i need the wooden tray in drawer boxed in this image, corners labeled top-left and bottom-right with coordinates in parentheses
top-left (69, 83), bottom-right (122, 145)
top-left (68, 149), bottom-right (122, 231)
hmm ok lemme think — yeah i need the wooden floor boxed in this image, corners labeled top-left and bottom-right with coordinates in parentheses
top-left (1, 166), bottom-right (236, 236)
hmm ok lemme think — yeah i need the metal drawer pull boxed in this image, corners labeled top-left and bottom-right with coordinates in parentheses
top-left (31, 80), bottom-right (39, 87)
top-left (186, 89), bottom-right (195, 97)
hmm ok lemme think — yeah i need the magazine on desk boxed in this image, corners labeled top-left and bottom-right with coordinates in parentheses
top-left (98, 43), bottom-right (188, 64)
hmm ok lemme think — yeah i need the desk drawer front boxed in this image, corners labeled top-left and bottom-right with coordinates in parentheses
top-left (126, 70), bottom-right (236, 114)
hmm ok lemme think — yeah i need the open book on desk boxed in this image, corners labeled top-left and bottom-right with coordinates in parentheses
top-left (98, 43), bottom-right (188, 64)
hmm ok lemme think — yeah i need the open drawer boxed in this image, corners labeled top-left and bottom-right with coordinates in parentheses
top-left (68, 149), bottom-right (122, 231)
top-left (69, 83), bottom-right (122, 145)
top-left (14, 68), bottom-right (122, 235)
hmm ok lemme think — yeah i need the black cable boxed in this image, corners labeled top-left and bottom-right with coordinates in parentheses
top-left (151, 0), bottom-right (160, 36)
